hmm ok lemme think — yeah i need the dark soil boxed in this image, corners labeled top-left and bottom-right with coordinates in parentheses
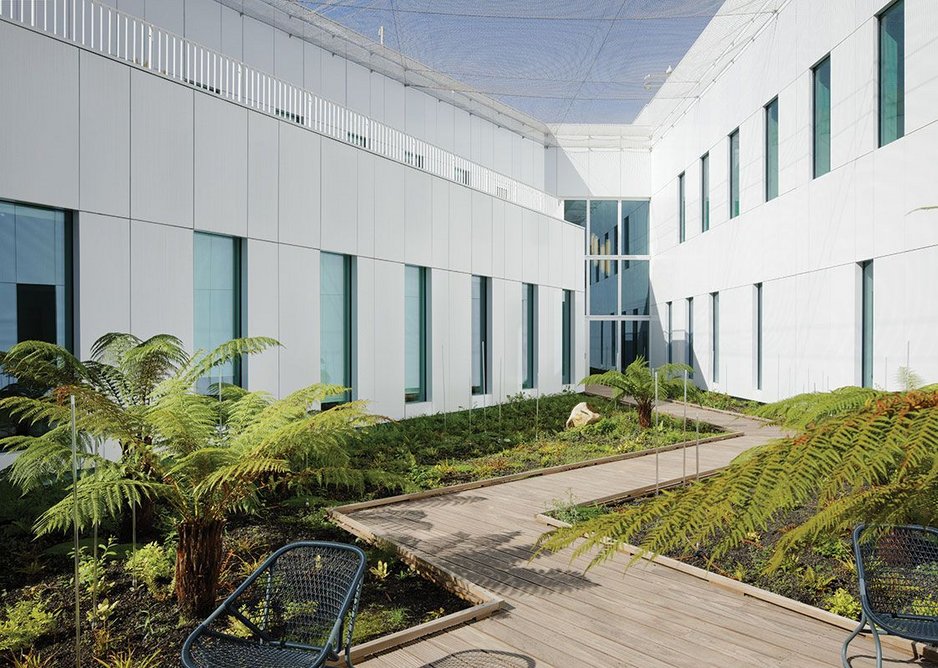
top-left (1, 505), bottom-right (468, 667)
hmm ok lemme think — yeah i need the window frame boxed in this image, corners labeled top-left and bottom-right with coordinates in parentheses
top-left (320, 252), bottom-right (354, 407)
top-left (878, 0), bottom-right (905, 147)
top-left (812, 55), bottom-right (832, 178)
top-left (729, 128), bottom-right (740, 219)
top-left (471, 275), bottom-right (490, 395)
top-left (764, 97), bottom-right (779, 201)
top-left (700, 153), bottom-right (710, 232)
top-left (677, 172), bottom-right (686, 243)
top-left (522, 283), bottom-right (537, 390)
top-left (404, 265), bottom-right (429, 403)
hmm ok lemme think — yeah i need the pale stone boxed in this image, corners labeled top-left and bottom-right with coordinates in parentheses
top-left (565, 402), bottom-right (601, 429)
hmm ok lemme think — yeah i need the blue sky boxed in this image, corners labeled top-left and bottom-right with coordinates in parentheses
top-left (300, 0), bottom-right (723, 123)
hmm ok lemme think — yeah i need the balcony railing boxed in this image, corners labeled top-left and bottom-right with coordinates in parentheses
top-left (0, 0), bottom-right (560, 217)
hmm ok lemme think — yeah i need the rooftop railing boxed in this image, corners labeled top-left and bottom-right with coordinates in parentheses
top-left (0, 0), bottom-right (561, 217)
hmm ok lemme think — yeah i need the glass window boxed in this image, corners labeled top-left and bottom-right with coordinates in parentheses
top-left (404, 265), bottom-right (428, 403)
top-left (711, 292), bottom-right (720, 383)
top-left (320, 252), bottom-right (352, 405)
top-left (563, 200), bottom-right (586, 227)
top-left (666, 301), bottom-right (673, 364)
top-left (755, 283), bottom-right (763, 390)
top-left (861, 261), bottom-right (874, 388)
top-left (813, 56), bottom-right (831, 178)
top-left (879, 0), bottom-right (904, 147)
top-left (620, 260), bottom-right (650, 316)
top-left (620, 200), bottom-right (649, 255)
top-left (588, 200), bottom-right (617, 255)
top-left (562, 289), bottom-right (573, 384)
top-left (678, 173), bottom-right (686, 242)
top-left (765, 98), bottom-right (779, 201)
top-left (589, 259), bottom-right (617, 315)
top-left (729, 129), bottom-right (740, 218)
top-left (0, 202), bottom-right (72, 374)
top-left (589, 320), bottom-right (616, 374)
top-left (194, 232), bottom-right (242, 393)
top-left (472, 275), bottom-right (489, 395)
top-left (686, 297), bottom-right (695, 371)
top-left (620, 320), bottom-right (649, 371)
top-left (700, 154), bottom-right (710, 232)
top-left (522, 283), bottom-right (537, 389)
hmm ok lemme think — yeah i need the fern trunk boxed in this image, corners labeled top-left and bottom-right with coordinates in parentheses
top-left (636, 399), bottom-right (653, 429)
top-left (175, 518), bottom-right (225, 618)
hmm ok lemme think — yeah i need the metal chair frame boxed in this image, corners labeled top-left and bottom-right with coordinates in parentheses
top-left (182, 540), bottom-right (366, 668)
top-left (843, 524), bottom-right (938, 668)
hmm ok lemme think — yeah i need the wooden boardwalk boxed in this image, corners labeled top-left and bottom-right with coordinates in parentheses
top-left (353, 403), bottom-right (928, 667)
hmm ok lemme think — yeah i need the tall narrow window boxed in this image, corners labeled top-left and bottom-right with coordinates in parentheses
top-left (861, 261), bottom-right (874, 388)
top-left (522, 283), bottom-right (537, 389)
top-left (320, 252), bottom-right (353, 406)
top-left (0, 202), bottom-right (72, 390)
top-left (879, 0), bottom-right (905, 147)
top-left (755, 283), bottom-right (763, 390)
top-left (813, 56), bottom-right (831, 177)
top-left (405, 265), bottom-right (428, 403)
top-left (729, 129), bottom-right (740, 218)
top-left (700, 154), bottom-right (710, 232)
top-left (562, 289), bottom-right (573, 385)
top-left (686, 297), bottom-right (695, 371)
top-left (194, 232), bottom-right (242, 393)
top-left (666, 301), bottom-right (673, 364)
top-left (471, 275), bottom-right (489, 395)
top-left (711, 292), bottom-right (720, 383)
top-left (765, 98), bottom-right (779, 201)
top-left (678, 172), bottom-right (686, 243)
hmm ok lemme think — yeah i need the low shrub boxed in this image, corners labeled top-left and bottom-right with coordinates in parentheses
top-left (125, 542), bottom-right (174, 599)
top-left (0, 596), bottom-right (56, 652)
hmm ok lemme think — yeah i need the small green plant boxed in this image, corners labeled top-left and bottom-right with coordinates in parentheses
top-left (546, 492), bottom-right (606, 525)
top-left (73, 537), bottom-right (119, 597)
top-left (824, 588), bottom-right (861, 619)
top-left (7, 649), bottom-right (53, 668)
top-left (94, 648), bottom-right (162, 668)
top-left (125, 542), bottom-right (174, 599)
top-left (0, 597), bottom-right (57, 652)
top-left (730, 562), bottom-right (748, 581)
top-left (369, 560), bottom-right (390, 581)
top-left (801, 565), bottom-right (836, 593)
top-left (352, 607), bottom-right (409, 643)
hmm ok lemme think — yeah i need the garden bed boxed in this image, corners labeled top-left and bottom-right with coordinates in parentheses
top-left (0, 500), bottom-right (469, 667)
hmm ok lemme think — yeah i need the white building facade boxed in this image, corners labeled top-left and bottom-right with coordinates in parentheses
top-left (0, 0), bottom-right (935, 415)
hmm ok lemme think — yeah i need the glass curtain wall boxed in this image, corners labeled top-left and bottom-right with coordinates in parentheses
top-left (194, 232), bottom-right (242, 394)
top-left (879, 0), bottom-right (905, 146)
top-left (572, 199), bottom-right (650, 374)
top-left (0, 201), bottom-right (71, 389)
top-left (321, 252), bottom-right (352, 406)
top-left (404, 265), bottom-right (428, 403)
top-left (813, 56), bottom-right (832, 177)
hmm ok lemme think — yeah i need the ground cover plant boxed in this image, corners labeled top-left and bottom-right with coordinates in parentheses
top-left (539, 383), bottom-right (938, 621)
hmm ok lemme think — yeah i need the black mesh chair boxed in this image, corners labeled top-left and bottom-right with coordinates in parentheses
top-left (842, 524), bottom-right (938, 667)
top-left (182, 541), bottom-right (366, 668)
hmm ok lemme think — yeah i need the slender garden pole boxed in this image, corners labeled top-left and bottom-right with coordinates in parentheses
top-left (695, 404), bottom-right (700, 479)
top-left (442, 344), bottom-right (447, 434)
top-left (92, 434), bottom-right (99, 632)
top-left (682, 370), bottom-right (687, 481)
top-left (654, 369), bottom-right (660, 495)
top-left (70, 395), bottom-right (81, 668)
top-left (654, 370), bottom-right (659, 428)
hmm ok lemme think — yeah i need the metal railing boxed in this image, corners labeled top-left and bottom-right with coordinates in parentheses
top-left (0, 0), bottom-right (559, 216)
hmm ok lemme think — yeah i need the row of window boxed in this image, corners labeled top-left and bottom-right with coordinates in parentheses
top-left (678, 0), bottom-right (905, 242)
top-left (194, 232), bottom-right (575, 405)
top-left (666, 261), bottom-right (874, 391)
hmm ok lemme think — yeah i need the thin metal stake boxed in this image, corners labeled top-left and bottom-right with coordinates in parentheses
top-left (654, 370), bottom-right (659, 428)
top-left (695, 404), bottom-right (700, 480)
top-left (682, 370), bottom-right (688, 432)
top-left (70, 395), bottom-right (80, 668)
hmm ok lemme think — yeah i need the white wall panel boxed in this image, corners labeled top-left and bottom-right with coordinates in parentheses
top-left (244, 239), bottom-right (280, 392)
top-left (146, 0), bottom-right (184, 34)
top-left (79, 52), bottom-right (130, 218)
top-left (220, 4), bottom-right (242, 60)
top-left (278, 245), bottom-right (318, 395)
top-left (129, 220), bottom-right (193, 349)
top-left (430, 179), bottom-right (450, 269)
top-left (448, 187), bottom-right (471, 274)
top-left (184, 0), bottom-right (221, 51)
top-left (274, 30), bottom-right (304, 87)
top-left (371, 260), bottom-right (404, 418)
top-left (403, 170), bottom-right (432, 267)
top-left (321, 52), bottom-right (346, 105)
top-left (242, 16), bottom-right (274, 74)
top-left (0, 22), bottom-right (79, 210)
top-left (470, 192), bottom-right (493, 276)
top-left (321, 140), bottom-right (359, 254)
top-left (77, 214), bottom-right (131, 357)
top-left (346, 61), bottom-right (371, 116)
top-left (373, 159), bottom-right (404, 262)
top-left (194, 96), bottom-right (247, 236)
top-left (354, 257), bottom-right (376, 404)
top-left (357, 152), bottom-right (376, 258)
top-left (130, 70), bottom-right (193, 227)
top-left (247, 112), bottom-right (279, 241)
top-left (278, 123), bottom-right (321, 248)
top-left (446, 271), bottom-right (472, 411)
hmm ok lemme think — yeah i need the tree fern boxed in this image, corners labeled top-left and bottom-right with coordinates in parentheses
top-left (582, 357), bottom-right (693, 428)
top-left (538, 387), bottom-right (938, 573)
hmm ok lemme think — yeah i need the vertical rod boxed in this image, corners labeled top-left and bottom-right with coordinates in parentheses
top-left (653, 370), bottom-right (658, 428)
top-left (70, 395), bottom-right (80, 668)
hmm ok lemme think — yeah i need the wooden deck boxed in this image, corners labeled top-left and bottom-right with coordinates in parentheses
top-left (351, 403), bottom-right (930, 667)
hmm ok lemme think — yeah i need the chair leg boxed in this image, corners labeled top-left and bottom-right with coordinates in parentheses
top-left (842, 614), bottom-right (867, 668)
top-left (869, 621), bottom-right (883, 668)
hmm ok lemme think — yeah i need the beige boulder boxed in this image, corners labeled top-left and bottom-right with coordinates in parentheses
top-left (565, 402), bottom-right (601, 429)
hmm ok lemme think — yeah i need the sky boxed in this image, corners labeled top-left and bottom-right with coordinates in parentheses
top-left (299, 0), bottom-right (725, 124)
